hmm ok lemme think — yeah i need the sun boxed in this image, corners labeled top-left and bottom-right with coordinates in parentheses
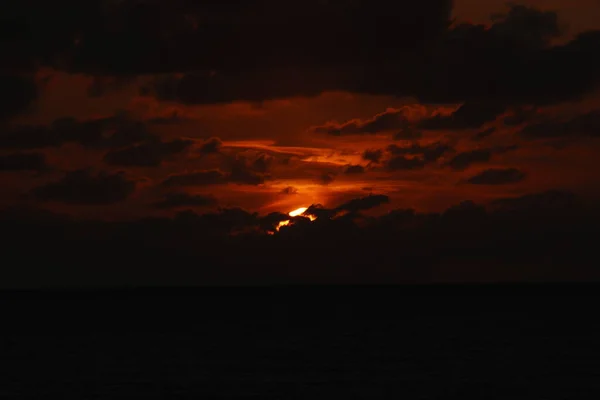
top-left (274, 206), bottom-right (317, 232)
top-left (289, 207), bottom-right (308, 217)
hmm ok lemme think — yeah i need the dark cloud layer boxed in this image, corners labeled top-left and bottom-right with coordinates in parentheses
top-left (32, 169), bottom-right (136, 205)
top-left (3, 190), bottom-right (598, 285)
top-left (3, 2), bottom-right (600, 116)
top-left (137, 5), bottom-right (600, 119)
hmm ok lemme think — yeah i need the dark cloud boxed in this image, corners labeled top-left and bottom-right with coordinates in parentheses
top-left (466, 168), bottom-right (526, 185)
top-left (154, 193), bottom-right (217, 209)
top-left (259, 211), bottom-right (290, 232)
top-left (493, 144), bottom-right (519, 154)
top-left (419, 102), bottom-right (506, 130)
top-left (160, 155), bottom-right (268, 187)
top-left (104, 138), bottom-right (193, 167)
top-left (161, 170), bottom-right (226, 188)
top-left (345, 165), bottom-right (365, 174)
top-left (388, 142), bottom-right (452, 163)
top-left (229, 156), bottom-right (268, 185)
top-left (313, 108), bottom-right (412, 136)
top-left (197, 137), bottom-right (222, 154)
top-left (446, 149), bottom-right (492, 171)
top-left (0, 152), bottom-right (47, 172)
top-left (147, 110), bottom-right (188, 126)
top-left (251, 154), bottom-right (273, 174)
top-left (317, 173), bottom-right (334, 185)
top-left (0, 74), bottom-right (38, 123)
top-left (446, 145), bottom-right (517, 170)
top-left (472, 127), bottom-right (496, 141)
top-left (280, 186), bottom-right (298, 195)
top-left (336, 194), bottom-right (390, 213)
top-left (503, 106), bottom-right (538, 126)
top-left (519, 110), bottom-right (600, 140)
top-left (32, 169), bottom-right (135, 205)
top-left (304, 204), bottom-right (337, 220)
top-left (393, 127), bottom-right (423, 140)
top-left (386, 156), bottom-right (426, 171)
top-left (362, 149), bottom-right (383, 164)
top-left (0, 115), bottom-right (157, 150)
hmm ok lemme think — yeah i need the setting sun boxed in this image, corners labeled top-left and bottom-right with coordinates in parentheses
top-left (274, 206), bottom-right (317, 232)
top-left (289, 207), bottom-right (308, 217)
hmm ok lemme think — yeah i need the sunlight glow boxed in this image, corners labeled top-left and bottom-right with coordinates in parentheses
top-left (289, 207), bottom-right (308, 217)
top-left (274, 206), bottom-right (317, 232)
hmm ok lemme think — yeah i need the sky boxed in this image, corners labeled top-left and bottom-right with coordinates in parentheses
top-left (2, 0), bottom-right (600, 285)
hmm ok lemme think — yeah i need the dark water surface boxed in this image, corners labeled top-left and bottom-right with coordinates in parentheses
top-left (2, 285), bottom-right (599, 399)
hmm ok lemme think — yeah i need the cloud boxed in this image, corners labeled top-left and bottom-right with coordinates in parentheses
top-left (472, 127), bottom-right (496, 141)
top-left (362, 149), bottom-right (383, 163)
top-left (419, 102), bottom-right (506, 130)
top-left (32, 169), bottom-right (135, 204)
top-left (385, 156), bottom-right (426, 171)
top-left (446, 149), bottom-right (492, 171)
top-left (466, 168), bottom-right (526, 185)
top-left (393, 127), bottom-right (423, 140)
top-left (198, 137), bottom-right (223, 154)
top-left (251, 154), bottom-right (273, 174)
top-left (387, 142), bottom-right (452, 163)
top-left (336, 194), bottom-right (390, 213)
top-left (0, 152), bottom-right (47, 172)
top-left (154, 193), bottom-right (217, 209)
top-left (312, 108), bottom-right (414, 136)
top-left (103, 138), bottom-right (193, 167)
top-left (519, 110), bottom-right (600, 140)
top-left (161, 170), bottom-right (226, 188)
top-left (345, 165), bottom-right (365, 174)
top-left (229, 156), bottom-right (268, 185)
top-left (446, 145), bottom-right (517, 170)
top-left (160, 155), bottom-right (268, 187)
top-left (317, 173), bottom-right (334, 185)
top-left (280, 186), bottom-right (298, 195)
top-left (0, 115), bottom-right (157, 150)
